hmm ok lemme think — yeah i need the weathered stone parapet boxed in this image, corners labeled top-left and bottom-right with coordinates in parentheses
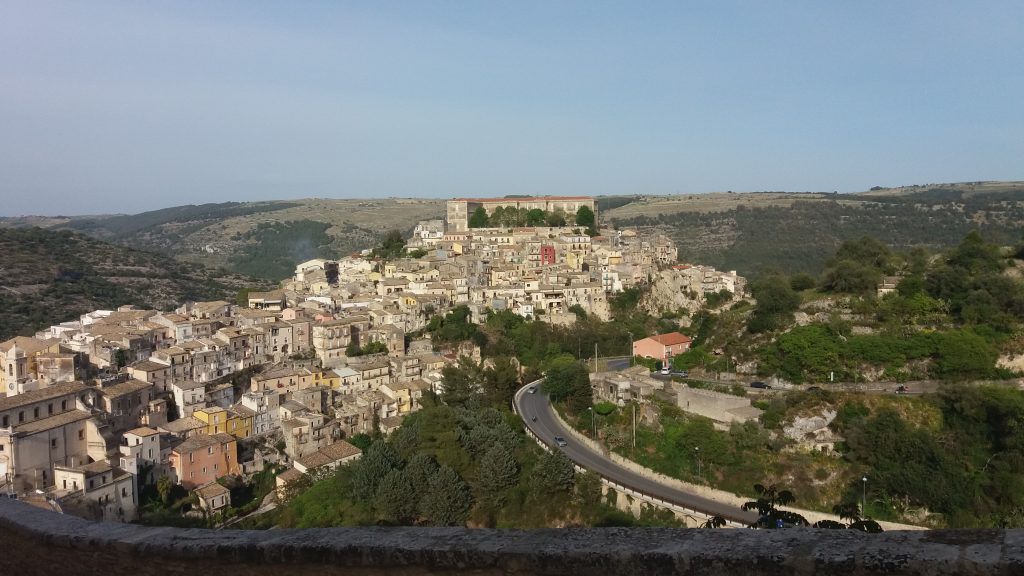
top-left (1, 498), bottom-right (1020, 576)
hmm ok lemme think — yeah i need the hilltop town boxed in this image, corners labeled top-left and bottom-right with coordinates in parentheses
top-left (0, 196), bottom-right (743, 525)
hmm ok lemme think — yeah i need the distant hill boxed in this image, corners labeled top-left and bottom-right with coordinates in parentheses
top-left (604, 181), bottom-right (1024, 278)
top-left (0, 227), bottom-right (268, 340)
top-left (3, 182), bottom-right (1022, 283)
top-left (1, 198), bottom-right (447, 282)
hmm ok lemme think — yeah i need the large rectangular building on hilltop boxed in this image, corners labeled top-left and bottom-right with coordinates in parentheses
top-left (446, 196), bottom-right (596, 233)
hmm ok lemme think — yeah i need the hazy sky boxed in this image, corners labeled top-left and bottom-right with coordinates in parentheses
top-left (2, 1), bottom-right (1022, 216)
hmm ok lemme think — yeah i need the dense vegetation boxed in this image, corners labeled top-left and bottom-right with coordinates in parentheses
top-left (278, 392), bottom-right (674, 528)
top-left (685, 232), bottom-right (1024, 385)
top-left (611, 186), bottom-right (1024, 278)
top-left (232, 220), bottom-right (340, 281)
top-left (467, 205), bottom-right (597, 235)
top-left (0, 227), bottom-right (262, 340)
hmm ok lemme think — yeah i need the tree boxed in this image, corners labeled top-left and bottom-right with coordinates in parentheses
top-left (235, 288), bottom-right (250, 307)
top-left (478, 443), bottom-right (519, 503)
top-left (532, 449), bottom-right (575, 495)
top-left (829, 237), bottom-right (894, 271)
top-left (822, 260), bottom-right (881, 294)
top-left (740, 483), bottom-right (809, 529)
top-left (748, 276), bottom-right (800, 333)
top-left (542, 354), bottom-right (592, 413)
top-left (374, 469), bottom-right (416, 524)
top-left (575, 206), bottom-right (596, 235)
top-left (930, 329), bottom-right (997, 381)
top-left (700, 515), bottom-right (727, 528)
top-left (440, 356), bottom-right (484, 408)
top-left (546, 211), bottom-right (567, 227)
top-left (468, 207), bottom-right (489, 228)
top-left (481, 355), bottom-right (519, 408)
top-left (526, 208), bottom-right (547, 226)
top-left (789, 273), bottom-right (816, 292)
top-left (157, 476), bottom-right (173, 505)
top-left (113, 349), bottom-right (128, 369)
top-left (351, 442), bottom-right (402, 500)
top-left (419, 464), bottom-right (472, 526)
top-left (372, 230), bottom-right (407, 260)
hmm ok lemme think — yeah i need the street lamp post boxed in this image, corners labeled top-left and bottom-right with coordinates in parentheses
top-left (862, 476), bottom-right (868, 517)
top-left (695, 446), bottom-right (701, 480)
top-left (588, 407), bottom-right (596, 437)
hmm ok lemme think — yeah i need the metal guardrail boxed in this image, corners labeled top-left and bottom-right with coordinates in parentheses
top-left (513, 382), bottom-right (750, 527)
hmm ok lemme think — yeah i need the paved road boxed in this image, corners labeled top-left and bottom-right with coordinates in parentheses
top-left (514, 382), bottom-right (757, 525)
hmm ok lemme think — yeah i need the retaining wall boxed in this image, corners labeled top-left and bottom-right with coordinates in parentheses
top-left (0, 498), bottom-right (1019, 576)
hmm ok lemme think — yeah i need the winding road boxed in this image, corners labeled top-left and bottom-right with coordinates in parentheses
top-left (514, 382), bottom-right (757, 525)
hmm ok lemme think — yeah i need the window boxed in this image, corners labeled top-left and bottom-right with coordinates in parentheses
top-left (48, 403), bottom-right (53, 415)
top-left (189, 453), bottom-right (194, 463)
top-left (33, 407), bottom-right (39, 419)
top-left (78, 430), bottom-right (85, 441)
top-left (202, 467), bottom-right (207, 474)
top-left (1, 415), bottom-right (7, 427)
top-left (189, 471), bottom-right (194, 478)
top-left (208, 447), bottom-right (213, 455)
top-left (61, 400), bottom-right (66, 410)
top-left (51, 439), bottom-right (57, 449)
top-left (89, 480), bottom-right (94, 489)
top-left (18, 411), bottom-right (24, 423)
top-left (214, 463), bottom-right (218, 471)
top-left (122, 488), bottom-right (127, 497)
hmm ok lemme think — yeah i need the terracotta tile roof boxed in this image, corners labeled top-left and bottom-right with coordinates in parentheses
top-left (649, 332), bottom-right (693, 346)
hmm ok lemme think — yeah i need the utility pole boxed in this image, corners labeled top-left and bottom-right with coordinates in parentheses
top-left (632, 404), bottom-right (636, 449)
top-left (862, 476), bottom-right (868, 517)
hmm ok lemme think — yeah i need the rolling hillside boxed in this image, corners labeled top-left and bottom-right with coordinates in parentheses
top-left (604, 181), bottom-right (1024, 278)
top-left (3, 182), bottom-right (1022, 283)
top-left (0, 227), bottom-right (268, 340)
top-left (2, 199), bottom-right (447, 282)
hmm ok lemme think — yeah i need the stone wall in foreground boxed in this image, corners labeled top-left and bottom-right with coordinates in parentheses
top-left (1, 498), bottom-right (1020, 576)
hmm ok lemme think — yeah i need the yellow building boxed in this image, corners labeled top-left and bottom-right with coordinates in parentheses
top-left (313, 369), bottom-right (341, 389)
top-left (193, 406), bottom-right (254, 440)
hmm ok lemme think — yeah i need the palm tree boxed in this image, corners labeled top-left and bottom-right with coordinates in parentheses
top-left (741, 483), bottom-right (809, 529)
top-left (700, 515), bottom-right (727, 529)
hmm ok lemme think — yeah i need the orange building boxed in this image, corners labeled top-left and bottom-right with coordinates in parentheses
top-left (169, 432), bottom-right (239, 490)
top-left (632, 332), bottom-right (693, 361)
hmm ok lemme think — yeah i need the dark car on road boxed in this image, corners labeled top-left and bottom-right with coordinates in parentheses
top-left (750, 381), bottom-right (771, 389)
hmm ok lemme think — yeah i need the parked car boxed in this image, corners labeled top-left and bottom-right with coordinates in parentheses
top-left (895, 385), bottom-right (909, 394)
top-left (660, 365), bottom-right (671, 375)
top-left (529, 386), bottom-right (537, 394)
top-left (750, 381), bottom-right (771, 389)
top-left (554, 436), bottom-right (568, 447)
top-left (671, 370), bottom-right (689, 377)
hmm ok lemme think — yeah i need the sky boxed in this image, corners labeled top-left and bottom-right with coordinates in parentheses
top-left (1, 1), bottom-right (1022, 216)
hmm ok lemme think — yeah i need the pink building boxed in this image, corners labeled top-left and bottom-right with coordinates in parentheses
top-left (540, 245), bottom-right (556, 266)
top-left (633, 332), bottom-right (693, 361)
top-left (169, 432), bottom-right (239, 490)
